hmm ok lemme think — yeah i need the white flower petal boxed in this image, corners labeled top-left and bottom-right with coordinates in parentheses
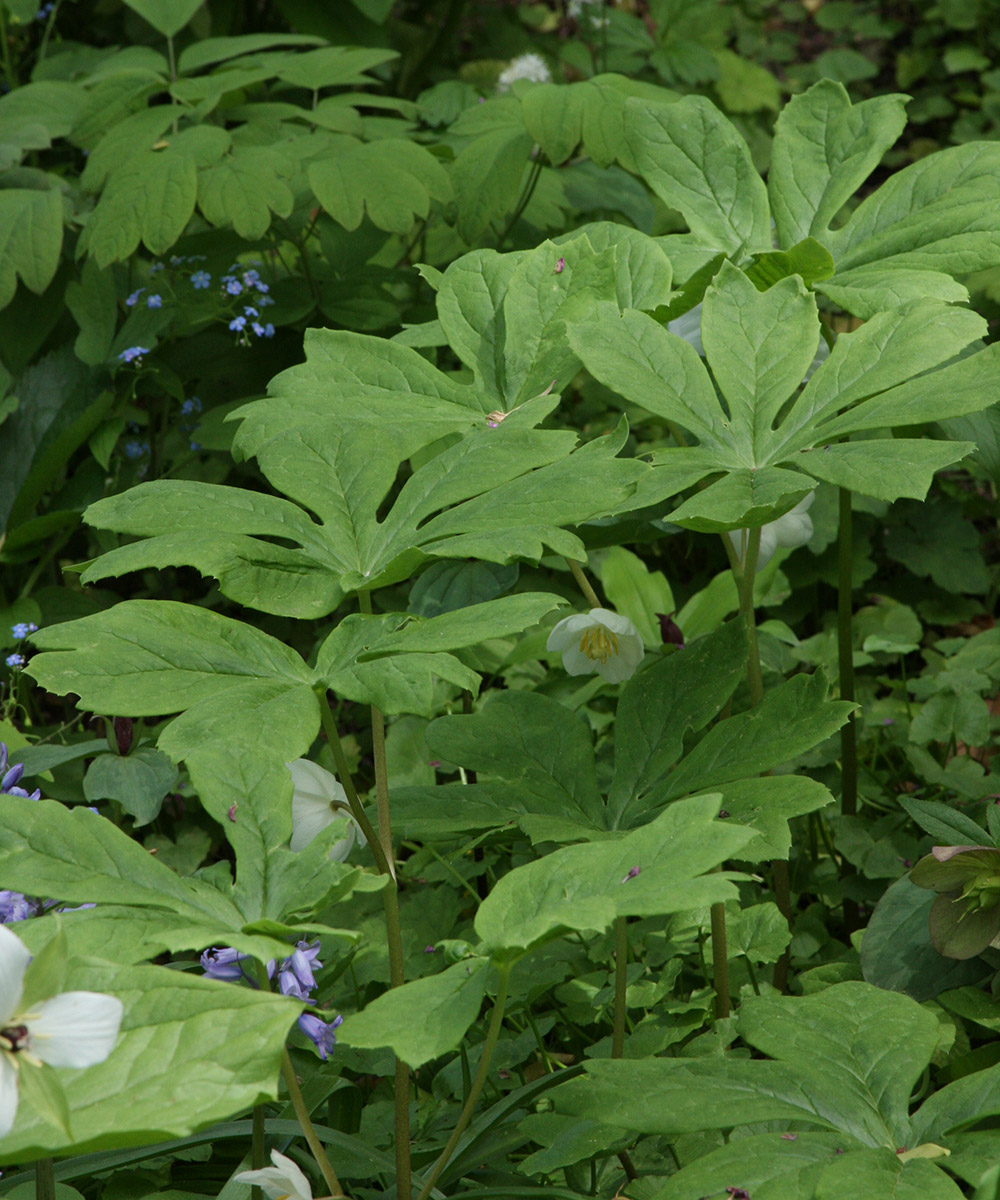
top-left (756, 524), bottom-right (781, 569)
top-left (290, 792), bottom-right (338, 853)
top-left (588, 607), bottom-right (639, 637)
top-left (27, 991), bottom-right (123, 1068)
top-left (287, 758), bottom-right (346, 807)
top-left (0, 1052), bottom-right (19, 1138)
top-left (0, 924), bottom-right (30, 1022)
top-left (560, 644), bottom-right (597, 676)
top-left (546, 613), bottom-right (595, 652)
top-left (235, 1150), bottom-right (313, 1200)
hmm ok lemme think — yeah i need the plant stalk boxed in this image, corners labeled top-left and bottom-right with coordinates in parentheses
top-left (710, 897), bottom-right (730, 1020)
top-left (251, 1103), bottom-right (266, 1200)
top-left (316, 691), bottom-right (394, 880)
top-left (357, 589), bottom-right (411, 1199)
top-left (416, 964), bottom-right (512, 1200)
top-left (35, 1159), bottom-right (55, 1200)
top-left (566, 557), bottom-right (602, 609)
top-left (612, 916), bottom-right (628, 1056)
top-left (838, 485), bottom-right (860, 932)
top-left (280, 1050), bottom-right (347, 1199)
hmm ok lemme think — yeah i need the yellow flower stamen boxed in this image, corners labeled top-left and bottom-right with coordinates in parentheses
top-left (579, 626), bottom-right (619, 664)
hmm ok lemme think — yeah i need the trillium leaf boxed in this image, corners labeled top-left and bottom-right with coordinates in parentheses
top-left (474, 796), bottom-right (751, 955)
top-left (0, 958), bottom-right (298, 1159)
top-left (338, 958), bottom-right (489, 1068)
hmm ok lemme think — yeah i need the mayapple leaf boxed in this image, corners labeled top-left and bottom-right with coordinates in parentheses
top-left (0, 796), bottom-right (243, 929)
top-left (556, 982), bottom-right (940, 1149)
top-left (769, 81), bottom-right (909, 246)
top-left (608, 618), bottom-right (747, 825)
top-left (623, 94), bottom-right (771, 254)
top-left (82, 746), bottom-right (178, 827)
top-left (474, 795), bottom-right (751, 955)
top-left (0, 958), bottom-right (298, 1160)
top-left (197, 144), bottom-right (294, 239)
top-left (654, 671), bottom-right (853, 804)
top-left (570, 264), bottom-right (998, 526)
top-left (338, 958), bottom-right (489, 1068)
top-left (744, 236), bottom-right (836, 292)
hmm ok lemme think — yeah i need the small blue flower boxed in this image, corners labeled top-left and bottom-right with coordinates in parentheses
top-left (146, 294), bottom-right (162, 309)
top-left (224, 278), bottom-right (243, 296)
top-left (124, 439), bottom-right (149, 460)
top-left (243, 268), bottom-right (261, 283)
top-left (118, 346), bottom-right (150, 364)
top-left (125, 289), bottom-right (145, 308)
top-left (169, 255), bottom-right (186, 266)
top-left (229, 316), bottom-right (247, 332)
top-left (181, 396), bottom-right (202, 416)
top-left (254, 281), bottom-right (270, 294)
top-left (277, 941), bottom-right (322, 1001)
top-left (258, 294), bottom-right (275, 307)
top-left (297, 1012), bottom-right (343, 1060)
top-left (189, 441), bottom-right (201, 452)
top-left (5, 654), bottom-right (25, 670)
top-left (148, 262), bottom-right (165, 274)
top-left (262, 323), bottom-right (275, 338)
top-left (34, 3), bottom-right (54, 22)
top-left (190, 270), bottom-right (211, 289)
top-left (244, 306), bottom-right (259, 318)
top-left (11, 622), bottom-right (38, 641)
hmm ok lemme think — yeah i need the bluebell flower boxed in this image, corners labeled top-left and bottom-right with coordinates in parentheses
top-left (118, 346), bottom-right (150, 364)
top-left (125, 289), bottom-right (145, 308)
top-left (0, 744), bottom-right (41, 799)
top-left (0, 892), bottom-right (39, 923)
top-left (200, 946), bottom-right (253, 983)
top-left (181, 396), bottom-right (202, 416)
top-left (5, 654), bottom-right (24, 670)
top-left (190, 270), bottom-right (211, 289)
top-left (277, 941), bottom-right (322, 1001)
top-left (297, 1012), bottom-right (343, 1060)
top-left (11, 623), bottom-right (38, 641)
top-left (146, 294), bottom-right (162, 309)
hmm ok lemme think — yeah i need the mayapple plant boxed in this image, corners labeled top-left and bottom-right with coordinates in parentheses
top-left (4, 69), bottom-right (1000, 1200)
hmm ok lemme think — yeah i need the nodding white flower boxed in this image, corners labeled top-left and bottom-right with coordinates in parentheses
top-left (730, 492), bottom-right (815, 570)
top-left (497, 52), bottom-right (552, 91)
top-left (235, 1149), bottom-right (313, 1200)
top-left (546, 608), bottom-right (644, 684)
top-left (287, 759), bottom-right (359, 860)
top-left (0, 924), bottom-right (123, 1138)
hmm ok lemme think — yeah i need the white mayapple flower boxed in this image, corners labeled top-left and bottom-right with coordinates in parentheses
top-left (546, 608), bottom-right (644, 684)
top-left (729, 492), bottom-right (816, 570)
top-left (287, 758), bottom-right (359, 860)
top-left (235, 1149), bottom-right (313, 1200)
top-left (0, 924), bottom-right (123, 1138)
top-left (497, 52), bottom-right (552, 91)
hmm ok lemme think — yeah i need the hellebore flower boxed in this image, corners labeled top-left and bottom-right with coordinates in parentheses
top-left (729, 492), bottom-right (815, 570)
top-left (910, 845), bottom-right (1000, 959)
top-left (0, 924), bottom-right (123, 1137)
top-left (235, 1149), bottom-right (314, 1200)
top-left (546, 608), bottom-right (644, 684)
top-left (287, 759), bottom-right (358, 860)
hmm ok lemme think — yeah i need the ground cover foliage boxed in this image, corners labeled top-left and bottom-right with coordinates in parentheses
top-left (5, 1), bottom-right (1000, 1198)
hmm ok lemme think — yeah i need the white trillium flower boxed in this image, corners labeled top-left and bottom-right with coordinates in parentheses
top-left (287, 758), bottom-right (359, 860)
top-left (497, 52), bottom-right (551, 91)
top-left (235, 1149), bottom-right (313, 1200)
top-left (546, 608), bottom-right (644, 684)
top-left (0, 924), bottom-right (123, 1138)
top-left (729, 492), bottom-right (816, 570)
